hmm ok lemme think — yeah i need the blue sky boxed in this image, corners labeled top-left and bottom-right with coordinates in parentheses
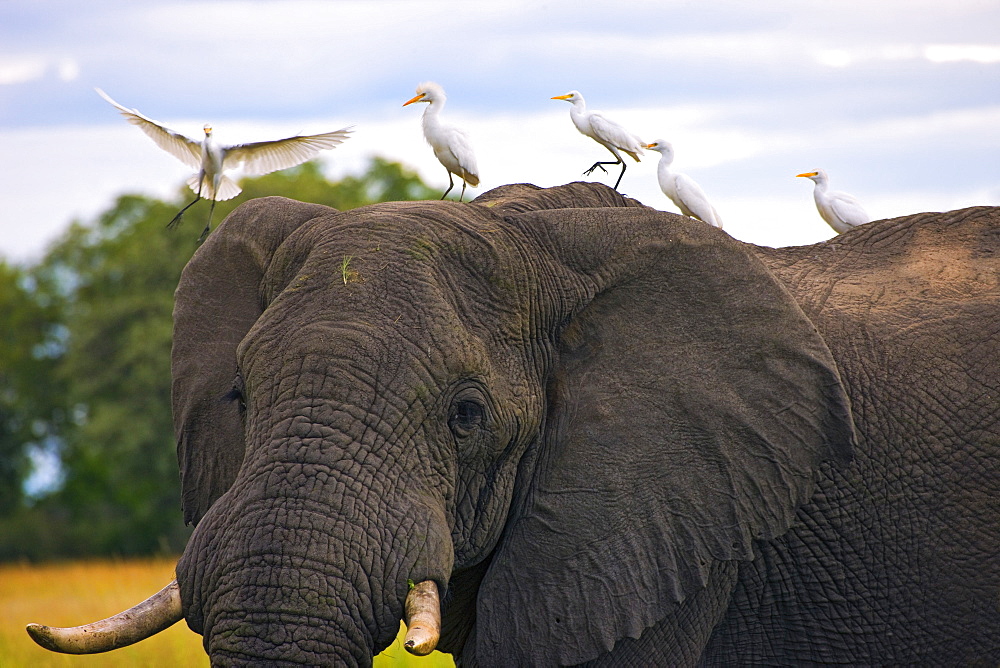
top-left (2, 0), bottom-right (999, 261)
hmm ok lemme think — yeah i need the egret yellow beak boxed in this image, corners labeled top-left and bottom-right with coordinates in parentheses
top-left (203, 124), bottom-right (212, 134)
top-left (551, 94), bottom-right (573, 100)
top-left (403, 93), bottom-right (426, 106)
top-left (644, 143), bottom-right (658, 149)
top-left (796, 172), bottom-right (818, 178)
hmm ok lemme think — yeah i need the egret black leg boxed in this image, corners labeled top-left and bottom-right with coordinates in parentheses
top-left (612, 161), bottom-right (628, 191)
top-left (167, 195), bottom-right (201, 229)
top-left (197, 200), bottom-right (217, 243)
top-left (583, 155), bottom-right (624, 182)
top-left (459, 180), bottom-right (467, 202)
top-left (168, 177), bottom-right (206, 229)
top-left (583, 161), bottom-right (612, 176)
top-left (441, 173), bottom-right (455, 200)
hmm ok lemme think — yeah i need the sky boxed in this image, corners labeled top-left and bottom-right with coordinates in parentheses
top-left (2, 0), bottom-right (999, 264)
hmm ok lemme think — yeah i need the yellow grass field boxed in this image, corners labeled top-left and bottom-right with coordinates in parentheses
top-left (0, 557), bottom-right (455, 667)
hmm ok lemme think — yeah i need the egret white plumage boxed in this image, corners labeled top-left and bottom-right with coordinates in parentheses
top-left (796, 168), bottom-right (870, 234)
top-left (645, 140), bottom-right (723, 228)
top-left (403, 82), bottom-right (480, 201)
top-left (96, 88), bottom-right (353, 239)
top-left (551, 90), bottom-right (644, 191)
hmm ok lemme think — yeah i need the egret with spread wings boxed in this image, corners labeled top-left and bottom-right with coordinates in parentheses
top-left (97, 88), bottom-right (352, 239)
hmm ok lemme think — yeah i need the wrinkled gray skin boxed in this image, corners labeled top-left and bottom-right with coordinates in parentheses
top-left (171, 182), bottom-right (1000, 666)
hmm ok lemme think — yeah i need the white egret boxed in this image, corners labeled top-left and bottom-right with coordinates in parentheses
top-left (645, 140), bottom-right (723, 228)
top-left (403, 82), bottom-right (480, 201)
top-left (796, 169), bottom-right (870, 234)
top-left (551, 90), bottom-right (644, 191)
top-left (96, 88), bottom-right (353, 239)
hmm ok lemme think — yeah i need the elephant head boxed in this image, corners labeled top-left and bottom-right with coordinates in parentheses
top-left (29, 183), bottom-right (857, 665)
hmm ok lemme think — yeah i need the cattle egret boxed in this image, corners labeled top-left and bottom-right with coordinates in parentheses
top-left (551, 90), bottom-right (644, 191)
top-left (96, 88), bottom-right (353, 239)
top-left (796, 169), bottom-right (870, 234)
top-left (403, 82), bottom-right (480, 201)
top-left (645, 140), bottom-right (723, 228)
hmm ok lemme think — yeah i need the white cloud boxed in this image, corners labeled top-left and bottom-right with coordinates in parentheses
top-left (810, 42), bottom-right (1000, 68)
top-left (0, 55), bottom-right (80, 85)
top-left (57, 58), bottom-right (80, 82)
top-left (0, 57), bottom-right (47, 85)
top-left (830, 105), bottom-right (1000, 149)
top-left (815, 50), bottom-right (854, 69)
top-left (924, 44), bottom-right (1000, 63)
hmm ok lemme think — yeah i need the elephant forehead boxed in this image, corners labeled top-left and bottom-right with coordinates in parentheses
top-left (261, 207), bottom-right (544, 342)
top-left (239, 292), bottom-right (481, 386)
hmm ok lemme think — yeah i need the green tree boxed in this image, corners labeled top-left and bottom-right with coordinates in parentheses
top-left (233, 157), bottom-right (441, 211)
top-left (0, 262), bottom-right (63, 514)
top-left (0, 157), bottom-right (438, 560)
top-left (34, 194), bottom-right (195, 556)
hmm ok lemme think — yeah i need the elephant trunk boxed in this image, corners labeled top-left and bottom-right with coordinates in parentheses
top-left (175, 459), bottom-right (453, 665)
top-left (190, 575), bottom-right (442, 665)
top-left (188, 564), bottom-right (376, 665)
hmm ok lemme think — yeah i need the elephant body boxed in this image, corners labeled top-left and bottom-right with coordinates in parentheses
top-left (168, 183), bottom-right (999, 666)
top-left (703, 210), bottom-right (1000, 664)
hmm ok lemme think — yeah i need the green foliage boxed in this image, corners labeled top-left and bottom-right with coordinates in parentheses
top-left (38, 195), bottom-right (194, 557)
top-left (174, 157), bottom-right (440, 231)
top-left (0, 262), bottom-right (62, 514)
top-left (233, 158), bottom-right (441, 211)
top-left (0, 157), bottom-right (438, 561)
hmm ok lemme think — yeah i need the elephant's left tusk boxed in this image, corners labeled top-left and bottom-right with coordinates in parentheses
top-left (26, 579), bottom-right (182, 654)
top-left (403, 580), bottom-right (440, 656)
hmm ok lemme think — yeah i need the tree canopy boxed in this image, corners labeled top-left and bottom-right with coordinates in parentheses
top-left (0, 158), bottom-right (440, 560)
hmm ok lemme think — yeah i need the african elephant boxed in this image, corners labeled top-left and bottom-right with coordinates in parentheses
top-left (28, 183), bottom-right (1000, 665)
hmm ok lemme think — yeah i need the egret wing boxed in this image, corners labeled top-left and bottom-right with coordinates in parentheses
top-left (96, 88), bottom-right (202, 170)
top-left (224, 127), bottom-right (354, 175)
top-left (439, 127), bottom-right (479, 186)
top-left (829, 193), bottom-right (869, 227)
top-left (675, 174), bottom-right (723, 227)
top-left (588, 112), bottom-right (644, 158)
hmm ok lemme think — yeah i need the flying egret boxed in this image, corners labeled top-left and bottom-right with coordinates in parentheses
top-left (645, 140), bottom-right (724, 228)
top-left (551, 90), bottom-right (644, 191)
top-left (796, 168), bottom-right (870, 234)
top-left (96, 88), bottom-right (353, 239)
top-left (403, 82), bottom-right (480, 201)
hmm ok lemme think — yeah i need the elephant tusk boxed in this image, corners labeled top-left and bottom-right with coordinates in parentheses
top-left (403, 580), bottom-right (441, 656)
top-left (26, 579), bottom-right (182, 654)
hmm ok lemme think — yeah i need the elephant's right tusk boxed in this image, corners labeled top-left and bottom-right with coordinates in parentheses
top-left (26, 579), bottom-right (183, 654)
top-left (403, 580), bottom-right (440, 656)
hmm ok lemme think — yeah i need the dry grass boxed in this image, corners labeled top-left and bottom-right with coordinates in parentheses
top-left (0, 558), bottom-right (454, 667)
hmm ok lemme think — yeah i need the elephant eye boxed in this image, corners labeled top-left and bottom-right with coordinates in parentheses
top-left (449, 399), bottom-right (485, 437)
top-left (223, 372), bottom-right (246, 415)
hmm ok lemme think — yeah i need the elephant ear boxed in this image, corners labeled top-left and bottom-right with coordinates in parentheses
top-left (476, 207), bottom-right (856, 665)
top-left (172, 197), bottom-right (335, 525)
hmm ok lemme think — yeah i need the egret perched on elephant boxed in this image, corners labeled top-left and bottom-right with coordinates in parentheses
top-left (797, 168), bottom-right (871, 233)
top-left (552, 90), bottom-right (645, 191)
top-left (404, 81), bottom-right (480, 202)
